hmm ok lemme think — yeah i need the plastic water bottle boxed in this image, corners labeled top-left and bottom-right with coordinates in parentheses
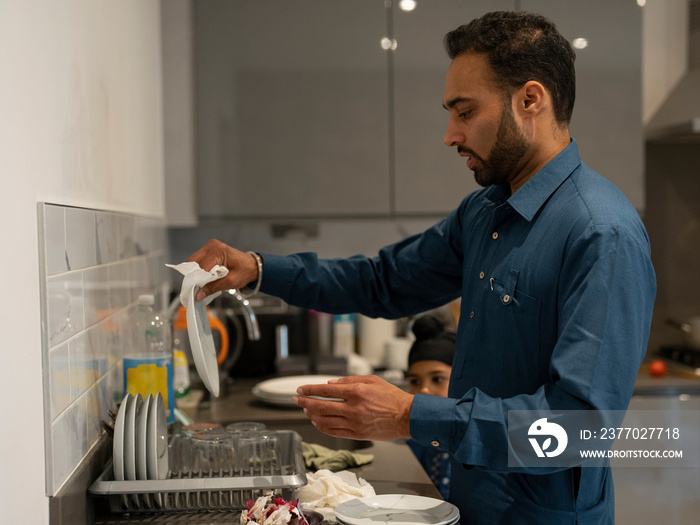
top-left (124, 294), bottom-right (175, 423)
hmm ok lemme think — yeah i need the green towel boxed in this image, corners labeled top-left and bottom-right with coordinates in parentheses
top-left (302, 442), bottom-right (374, 472)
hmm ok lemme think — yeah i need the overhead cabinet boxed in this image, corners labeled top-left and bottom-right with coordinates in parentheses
top-left (193, 0), bottom-right (643, 220)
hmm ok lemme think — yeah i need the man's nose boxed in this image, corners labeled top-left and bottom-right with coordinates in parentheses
top-left (444, 116), bottom-right (463, 147)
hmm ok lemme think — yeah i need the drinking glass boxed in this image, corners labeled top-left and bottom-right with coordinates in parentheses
top-left (235, 430), bottom-right (282, 476)
top-left (189, 427), bottom-right (235, 476)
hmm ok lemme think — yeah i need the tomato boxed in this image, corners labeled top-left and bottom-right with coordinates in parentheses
top-left (648, 359), bottom-right (667, 377)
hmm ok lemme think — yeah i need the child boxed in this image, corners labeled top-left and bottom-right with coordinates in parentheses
top-left (405, 315), bottom-right (455, 500)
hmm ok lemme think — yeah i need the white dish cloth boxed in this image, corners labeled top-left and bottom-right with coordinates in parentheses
top-left (165, 261), bottom-right (228, 307)
top-left (297, 469), bottom-right (376, 523)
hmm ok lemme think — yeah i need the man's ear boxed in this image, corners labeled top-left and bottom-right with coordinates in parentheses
top-left (516, 80), bottom-right (547, 117)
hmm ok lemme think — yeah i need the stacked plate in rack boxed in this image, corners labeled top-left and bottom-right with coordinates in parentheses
top-left (112, 392), bottom-right (169, 506)
top-left (334, 495), bottom-right (460, 525)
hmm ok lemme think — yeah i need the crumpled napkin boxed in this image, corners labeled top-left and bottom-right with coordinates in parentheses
top-left (165, 261), bottom-right (228, 307)
top-left (296, 469), bottom-right (376, 522)
top-left (302, 442), bottom-right (374, 472)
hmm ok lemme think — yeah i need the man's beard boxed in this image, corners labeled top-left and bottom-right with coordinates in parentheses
top-left (469, 102), bottom-right (528, 188)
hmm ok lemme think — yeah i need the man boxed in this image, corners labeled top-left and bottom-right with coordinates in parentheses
top-left (187, 11), bottom-right (656, 524)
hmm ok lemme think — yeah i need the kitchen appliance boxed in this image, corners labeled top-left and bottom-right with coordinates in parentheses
top-left (215, 293), bottom-right (312, 378)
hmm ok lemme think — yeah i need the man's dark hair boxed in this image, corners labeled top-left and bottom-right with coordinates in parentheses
top-left (444, 11), bottom-right (576, 124)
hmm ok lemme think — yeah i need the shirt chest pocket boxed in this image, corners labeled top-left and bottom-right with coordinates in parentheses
top-left (484, 269), bottom-right (542, 379)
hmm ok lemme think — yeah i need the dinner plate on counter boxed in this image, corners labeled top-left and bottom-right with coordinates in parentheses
top-left (252, 375), bottom-right (344, 406)
top-left (334, 494), bottom-right (460, 525)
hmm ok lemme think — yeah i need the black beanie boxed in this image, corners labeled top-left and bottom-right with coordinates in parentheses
top-left (408, 315), bottom-right (456, 368)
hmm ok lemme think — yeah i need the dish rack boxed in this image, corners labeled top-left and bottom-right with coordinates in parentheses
top-left (89, 430), bottom-right (307, 514)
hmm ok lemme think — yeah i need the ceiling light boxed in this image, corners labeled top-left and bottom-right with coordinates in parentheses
top-left (381, 37), bottom-right (398, 51)
top-left (399, 0), bottom-right (417, 12)
top-left (572, 38), bottom-right (588, 50)
top-left (637, 0), bottom-right (646, 6)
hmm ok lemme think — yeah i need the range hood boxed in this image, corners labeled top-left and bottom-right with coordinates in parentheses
top-left (645, 0), bottom-right (700, 143)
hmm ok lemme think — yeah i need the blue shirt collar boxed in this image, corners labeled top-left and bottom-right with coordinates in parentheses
top-left (506, 138), bottom-right (581, 222)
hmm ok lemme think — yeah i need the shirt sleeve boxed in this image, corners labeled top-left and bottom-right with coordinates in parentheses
top-left (410, 223), bottom-right (656, 473)
top-left (258, 208), bottom-right (466, 319)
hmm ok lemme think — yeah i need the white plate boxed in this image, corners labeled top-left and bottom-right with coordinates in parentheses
top-left (125, 394), bottom-right (142, 507)
top-left (187, 286), bottom-right (220, 397)
top-left (254, 375), bottom-right (343, 396)
top-left (252, 375), bottom-right (345, 406)
top-left (334, 495), bottom-right (460, 525)
top-left (136, 394), bottom-right (153, 507)
top-left (147, 392), bottom-right (169, 480)
top-left (124, 394), bottom-right (141, 481)
top-left (112, 394), bottom-right (132, 482)
top-left (147, 392), bottom-right (169, 507)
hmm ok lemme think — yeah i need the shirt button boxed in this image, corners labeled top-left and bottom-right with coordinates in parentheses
top-left (492, 232), bottom-right (499, 240)
top-left (503, 294), bottom-right (511, 303)
top-left (431, 440), bottom-right (440, 447)
top-left (479, 271), bottom-right (485, 279)
top-left (442, 477), bottom-right (450, 485)
top-left (469, 311), bottom-right (475, 318)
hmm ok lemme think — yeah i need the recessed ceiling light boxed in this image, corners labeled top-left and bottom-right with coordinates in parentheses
top-left (399, 0), bottom-right (417, 12)
top-left (381, 37), bottom-right (398, 51)
top-left (572, 38), bottom-right (588, 50)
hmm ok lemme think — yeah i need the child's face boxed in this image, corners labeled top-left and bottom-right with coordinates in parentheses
top-left (406, 360), bottom-right (452, 397)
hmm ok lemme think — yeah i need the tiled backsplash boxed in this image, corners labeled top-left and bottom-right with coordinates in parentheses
top-left (37, 203), bottom-right (169, 496)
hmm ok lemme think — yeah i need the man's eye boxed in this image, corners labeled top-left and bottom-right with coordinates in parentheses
top-left (408, 378), bottom-right (421, 387)
top-left (432, 376), bottom-right (447, 384)
top-left (459, 110), bottom-right (471, 119)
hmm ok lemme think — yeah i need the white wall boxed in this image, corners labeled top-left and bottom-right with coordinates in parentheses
top-left (0, 1), bottom-right (164, 522)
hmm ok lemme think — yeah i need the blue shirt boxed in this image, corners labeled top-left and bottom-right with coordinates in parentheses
top-left (260, 140), bottom-right (656, 524)
top-left (407, 439), bottom-right (452, 500)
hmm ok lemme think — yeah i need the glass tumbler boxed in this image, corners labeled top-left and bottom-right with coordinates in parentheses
top-left (235, 430), bottom-right (282, 476)
top-left (189, 428), bottom-right (235, 476)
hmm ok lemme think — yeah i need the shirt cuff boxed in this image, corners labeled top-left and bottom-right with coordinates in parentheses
top-left (257, 252), bottom-right (292, 297)
top-left (410, 393), bottom-right (460, 451)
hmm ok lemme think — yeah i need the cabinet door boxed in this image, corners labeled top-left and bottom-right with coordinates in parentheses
top-left (392, 0), bottom-right (514, 215)
top-left (195, 0), bottom-right (390, 219)
top-left (520, 0), bottom-right (643, 210)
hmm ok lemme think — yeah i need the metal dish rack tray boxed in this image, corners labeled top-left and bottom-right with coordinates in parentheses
top-left (89, 430), bottom-right (307, 514)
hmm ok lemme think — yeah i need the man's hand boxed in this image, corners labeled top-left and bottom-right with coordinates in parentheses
top-left (292, 375), bottom-right (414, 441)
top-left (186, 239), bottom-right (259, 301)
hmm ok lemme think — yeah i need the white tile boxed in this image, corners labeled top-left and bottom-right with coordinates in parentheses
top-left (50, 398), bottom-right (87, 495)
top-left (69, 332), bottom-right (98, 402)
top-left (96, 211), bottom-right (119, 265)
top-left (86, 381), bottom-right (105, 447)
top-left (109, 261), bottom-right (131, 309)
top-left (65, 207), bottom-right (97, 270)
top-left (118, 214), bottom-right (137, 259)
top-left (47, 273), bottom-right (84, 348)
top-left (42, 204), bottom-right (68, 276)
top-left (83, 266), bottom-right (110, 328)
top-left (90, 322), bottom-right (111, 378)
top-left (49, 342), bottom-right (71, 421)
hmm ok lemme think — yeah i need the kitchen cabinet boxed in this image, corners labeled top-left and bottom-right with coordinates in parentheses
top-left (191, 0), bottom-right (644, 220)
top-left (195, 0), bottom-right (389, 219)
top-left (521, 0), bottom-right (644, 210)
top-left (392, 0), bottom-right (512, 214)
